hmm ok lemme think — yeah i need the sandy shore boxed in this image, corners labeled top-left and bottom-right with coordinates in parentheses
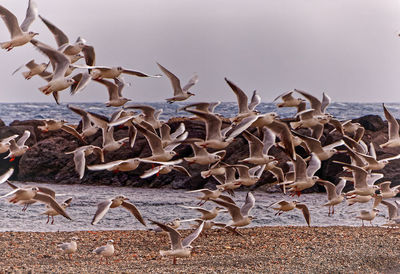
top-left (0, 226), bottom-right (399, 273)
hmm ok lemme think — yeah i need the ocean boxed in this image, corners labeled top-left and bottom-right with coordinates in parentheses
top-left (0, 102), bottom-right (399, 126)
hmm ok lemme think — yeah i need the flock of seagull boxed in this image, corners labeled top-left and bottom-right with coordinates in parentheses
top-left (1, 0), bottom-right (400, 265)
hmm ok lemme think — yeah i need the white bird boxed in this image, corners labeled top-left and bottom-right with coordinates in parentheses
top-left (157, 62), bottom-right (198, 103)
top-left (378, 181), bottom-right (400, 199)
top-left (57, 237), bottom-right (78, 259)
top-left (356, 208), bottom-right (379, 226)
top-left (211, 192), bottom-right (256, 228)
top-left (0, 134), bottom-right (18, 154)
top-left (225, 78), bottom-right (261, 121)
top-left (180, 206), bottom-right (226, 221)
top-left (0, 186), bottom-right (72, 220)
top-left (92, 240), bottom-right (115, 264)
top-left (65, 145), bottom-right (104, 179)
top-left (184, 140), bottom-right (225, 166)
top-left (12, 59), bottom-right (49, 80)
top-left (380, 103), bottom-right (400, 148)
top-left (151, 219), bottom-right (204, 265)
top-left (187, 188), bottom-right (224, 206)
top-left (41, 197), bottom-right (72, 224)
top-left (139, 159), bottom-right (190, 179)
top-left (87, 158), bottom-right (141, 173)
top-left (67, 104), bottom-right (99, 138)
top-left (318, 179), bottom-right (346, 216)
top-left (240, 127), bottom-right (276, 165)
top-left (268, 200), bottom-right (311, 226)
top-left (91, 195), bottom-right (146, 226)
top-left (93, 78), bottom-right (131, 107)
top-left (0, 1), bottom-right (38, 51)
top-left (74, 64), bottom-right (160, 80)
top-left (4, 130), bottom-right (31, 161)
top-left (0, 168), bottom-right (14, 185)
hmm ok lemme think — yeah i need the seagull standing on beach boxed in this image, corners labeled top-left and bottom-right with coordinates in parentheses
top-left (92, 239), bottom-right (115, 264)
top-left (57, 237), bottom-right (78, 259)
top-left (318, 179), bottom-right (346, 216)
top-left (356, 208), bottom-right (379, 226)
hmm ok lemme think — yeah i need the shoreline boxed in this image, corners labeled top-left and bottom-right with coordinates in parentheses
top-left (1, 226), bottom-right (399, 273)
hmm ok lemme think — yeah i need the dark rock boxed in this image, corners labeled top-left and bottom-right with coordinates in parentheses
top-left (352, 115), bottom-right (384, 132)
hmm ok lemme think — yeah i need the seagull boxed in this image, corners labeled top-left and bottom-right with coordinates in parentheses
top-left (30, 39), bottom-right (90, 104)
top-left (87, 111), bottom-right (129, 153)
top-left (273, 90), bottom-right (306, 111)
top-left (268, 200), bottom-right (311, 226)
top-left (378, 181), bottom-right (400, 199)
top-left (150, 219), bottom-right (204, 265)
top-left (87, 158), bottom-right (141, 173)
top-left (0, 186), bottom-right (72, 220)
top-left (200, 161), bottom-right (229, 179)
top-left (135, 122), bottom-right (178, 162)
top-left (292, 131), bottom-right (344, 161)
top-left (294, 89), bottom-right (331, 115)
top-left (232, 164), bottom-right (265, 187)
top-left (92, 240), bottom-right (115, 264)
top-left (157, 62), bottom-right (198, 103)
top-left (91, 195), bottom-right (146, 226)
top-left (124, 104), bottom-right (164, 129)
top-left (65, 145), bottom-right (104, 179)
top-left (160, 123), bottom-right (188, 148)
top-left (37, 119), bottom-right (86, 143)
top-left (380, 200), bottom-right (400, 228)
top-left (352, 144), bottom-right (400, 171)
top-left (39, 15), bottom-right (95, 66)
top-left (139, 159), bottom-right (190, 179)
top-left (280, 153), bottom-right (327, 196)
top-left (67, 104), bottom-right (99, 138)
top-left (183, 108), bottom-right (233, 149)
top-left (74, 64), bottom-right (160, 80)
top-left (356, 208), bottom-right (379, 226)
top-left (318, 179), bottom-right (346, 216)
top-left (41, 197), bottom-right (72, 224)
top-left (12, 59), bottom-right (49, 80)
top-left (183, 140), bottom-right (225, 166)
top-left (4, 130), bottom-right (31, 161)
top-left (57, 237), bottom-right (78, 259)
top-left (225, 78), bottom-right (261, 121)
top-left (180, 206), bottom-right (226, 221)
top-left (333, 161), bottom-right (381, 196)
top-left (187, 188), bottom-right (224, 206)
top-left (0, 134), bottom-right (18, 154)
top-left (240, 127), bottom-right (276, 165)
top-left (380, 103), bottom-right (400, 148)
top-left (93, 78), bottom-right (131, 107)
top-left (0, 0), bottom-right (38, 51)
top-left (211, 192), bottom-right (256, 228)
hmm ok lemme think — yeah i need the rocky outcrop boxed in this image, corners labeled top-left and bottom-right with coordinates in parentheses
top-left (0, 115), bottom-right (399, 192)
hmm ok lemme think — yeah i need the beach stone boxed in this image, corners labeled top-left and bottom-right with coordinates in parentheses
top-left (0, 119), bottom-right (5, 127)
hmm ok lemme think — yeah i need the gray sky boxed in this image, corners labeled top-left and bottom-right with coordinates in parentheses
top-left (1, 0), bottom-right (400, 103)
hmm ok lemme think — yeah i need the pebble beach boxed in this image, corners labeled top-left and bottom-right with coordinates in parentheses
top-left (1, 226), bottom-right (399, 273)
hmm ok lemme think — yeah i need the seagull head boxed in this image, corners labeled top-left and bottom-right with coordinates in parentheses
top-left (71, 237), bottom-right (79, 241)
top-left (188, 91), bottom-right (195, 96)
top-left (107, 239), bottom-right (114, 244)
top-left (28, 31), bottom-right (39, 37)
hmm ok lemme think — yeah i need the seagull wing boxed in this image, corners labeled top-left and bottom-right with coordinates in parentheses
top-left (182, 74), bottom-right (198, 92)
top-left (20, 0), bottom-right (38, 32)
top-left (150, 219), bottom-right (183, 250)
top-left (0, 5), bottom-right (23, 38)
top-left (157, 63), bottom-right (183, 96)
top-left (38, 15), bottom-right (69, 47)
top-left (295, 203), bottom-right (311, 226)
top-left (0, 168), bottom-right (14, 185)
top-left (383, 104), bottom-right (400, 140)
top-left (91, 199), bottom-right (113, 225)
top-left (182, 221), bottom-right (204, 247)
top-left (240, 192), bottom-right (255, 216)
top-left (225, 78), bottom-right (249, 114)
top-left (33, 193), bottom-right (72, 220)
top-left (121, 201), bottom-right (146, 226)
top-left (248, 90), bottom-right (261, 111)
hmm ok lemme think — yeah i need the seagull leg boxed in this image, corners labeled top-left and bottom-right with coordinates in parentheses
top-left (332, 206), bottom-right (335, 215)
top-left (51, 216), bottom-right (55, 225)
top-left (9, 157), bottom-right (15, 162)
top-left (46, 215), bottom-right (49, 224)
top-left (362, 220), bottom-right (364, 227)
top-left (296, 191), bottom-right (301, 197)
top-left (173, 257), bottom-right (176, 265)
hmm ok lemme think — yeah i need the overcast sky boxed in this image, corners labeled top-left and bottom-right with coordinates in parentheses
top-left (1, 0), bottom-right (400, 103)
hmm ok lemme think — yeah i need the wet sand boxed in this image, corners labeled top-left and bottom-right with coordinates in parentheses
top-left (0, 226), bottom-right (399, 273)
